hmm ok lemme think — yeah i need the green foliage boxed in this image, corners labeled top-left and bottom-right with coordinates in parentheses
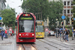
top-left (65, 26), bottom-right (72, 36)
top-left (65, 25), bottom-right (72, 29)
top-left (22, 0), bottom-right (63, 30)
top-left (49, 0), bottom-right (63, 29)
top-left (21, 0), bottom-right (50, 20)
top-left (72, 0), bottom-right (75, 29)
top-left (65, 16), bottom-right (69, 24)
top-left (72, 6), bottom-right (75, 13)
top-left (72, 0), bottom-right (75, 4)
top-left (65, 25), bottom-right (68, 28)
top-left (69, 30), bottom-right (72, 37)
top-left (1, 9), bottom-right (16, 29)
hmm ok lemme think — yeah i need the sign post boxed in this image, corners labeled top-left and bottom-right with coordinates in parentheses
top-left (73, 18), bottom-right (75, 20)
top-left (45, 28), bottom-right (48, 37)
top-left (72, 18), bottom-right (75, 40)
top-left (0, 17), bottom-right (2, 27)
top-left (0, 17), bottom-right (2, 20)
top-left (61, 15), bottom-right (65, 41)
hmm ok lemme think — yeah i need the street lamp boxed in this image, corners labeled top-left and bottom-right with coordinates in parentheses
top-left (56, 19), bottom-right (58, 26)
top-left (56, 18), bottom-right (58, 38)
top-left (56, 19), bottom-right (58, 21)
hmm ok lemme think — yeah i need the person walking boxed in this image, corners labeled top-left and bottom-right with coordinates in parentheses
top-left (65, 28), bottom-right (69, 42)
top-left (0, 29), bottom-right (5, 40)
top-left (59, 29), bottom-right (62, 37)
top-left (12, 30), bottom-right (14, 36)
top-left (5, 29), bottom-right (8, 38)
top-left (72, 29), bottom-right (75, 40)
top-left (58, 29), bottom-right (60, 37)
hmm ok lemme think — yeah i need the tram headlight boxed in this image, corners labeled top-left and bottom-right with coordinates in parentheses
top-left (32, 34), bottom-right (34, 36)
top-left (19, 34), bottom-right (21, 36)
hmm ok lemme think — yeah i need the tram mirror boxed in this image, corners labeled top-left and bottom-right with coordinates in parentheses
top-left (15, 22), bottom-right (17, 26)
top-left (35, 22), bottom-right (37, 26)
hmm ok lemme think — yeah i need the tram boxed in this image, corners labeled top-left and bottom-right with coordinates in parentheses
top-left (36, 20), bottom-right (45, 38)
top-left (16, 13), bottom-right (36, 43)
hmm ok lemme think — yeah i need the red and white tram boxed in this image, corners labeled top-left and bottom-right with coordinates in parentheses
top-left (16, 13), bottom-right (36, 43)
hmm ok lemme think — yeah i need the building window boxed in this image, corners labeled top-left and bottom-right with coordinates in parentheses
top-left (64, 10), bottom-right (66, 14)
top-left (67, 10), bottom-right (70, 13)
top-left (71, 10), bottom-right (73, 13)
top-left (71, 1), bottom-right (73, 5)
top-left (67, 1), bottom-right (70, 5)
top-left (64, 1), bottom-right (66, 5)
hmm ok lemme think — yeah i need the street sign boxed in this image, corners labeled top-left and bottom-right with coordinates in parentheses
top-left (0, 17), bottom-right (2, 20)
top-left (9, 28), bottom-right (12, 31)
top-left (62, 15), bottom-right (65, 19)
top-left (9, 28), bottom-right (12, 33)
top-left (45, 28), bottom-right (48, 32)
top-left (73, 18), bottom-right (75, 20)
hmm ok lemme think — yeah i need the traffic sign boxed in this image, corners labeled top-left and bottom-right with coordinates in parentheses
top-left (45, 28), bottom-right (48, 32)
top-left (73, 18), bottom-right (75, 20)
top-left (9, 28), bottom-right (12, 33)
top-left (62, 15), bottom-right (65, 19)
top-left (9, 28), bottom-right (12, 31)
top-left (0, 17), bottom-right (2, 20)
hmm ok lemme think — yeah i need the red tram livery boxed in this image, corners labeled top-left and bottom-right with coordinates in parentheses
top-left (16, 13), bottom-right (36, 43)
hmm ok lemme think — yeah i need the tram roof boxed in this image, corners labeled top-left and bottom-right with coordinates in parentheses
top-left (16, 13), bottom-right (36, 20)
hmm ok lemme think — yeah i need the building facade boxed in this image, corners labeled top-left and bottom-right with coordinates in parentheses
top-left (63, 0), bottom-right (73, 25)
top-left (0, 0), bottom-right (6, 10)
top-left (48, 0), bottom-right (73, 26)
top-left (0, 0), bottom-right (6, 30)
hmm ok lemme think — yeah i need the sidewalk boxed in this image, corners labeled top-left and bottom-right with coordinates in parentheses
top-left (47, 36), bottom-right (75, 45)
top-left (0, 35), bottom-right (16, 50)
top-left (0, 37), bottom-right (12, 45)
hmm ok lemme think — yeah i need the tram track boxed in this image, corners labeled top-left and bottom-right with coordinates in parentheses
top-left (38, 39), bottom-right (73, 50)
top-left (22, 44), bottom-right (25, 50)
top-left (17, 43), bottom-right (37, 50)
top-left (38, 39), bottom-right (58, 49)
top-left (45, 39), bottom-right (68, 48)
top-left (31, 44), bottom-right (37, 50)
top-left (45, 38), bottom-right (75, 50)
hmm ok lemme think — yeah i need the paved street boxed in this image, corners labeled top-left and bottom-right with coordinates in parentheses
top-left (0, 35), bottom-right (75, 50)
top-left (0, 36), bottom-right (16, 50)
top-left (35, 36), bottom-right (75, 50)
top-left (0, 0), bottom-right (75, 50)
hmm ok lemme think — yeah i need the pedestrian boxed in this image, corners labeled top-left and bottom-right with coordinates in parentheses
top-left (55, 28), bottom-right (59, 38)
top-left (58, 29), bottom-right (60, 37)
top-left (72, 29), bottom-right (75, 40)
top-left (48, 31), bottom-right (51, 36)
top-left (59, 29), bottom-right (62, 37)
top-left (65, 28), bottom-right (69, 42)
top-left (0, 29), bottom-right (4, 40)
top-left (9, 27), bottom-right (12, 36)
top-left (12, 30), bottom-right (14, 36)
top-left (4, 29), bottom-right (8, 38)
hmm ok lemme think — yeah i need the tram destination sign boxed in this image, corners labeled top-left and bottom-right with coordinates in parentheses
top-left (20, 17), bottom-right (33, 20)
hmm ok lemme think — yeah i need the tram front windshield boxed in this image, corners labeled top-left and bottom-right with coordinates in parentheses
top-left (19, 20), bottom-right (34, 33)
top-left (36, 26), bottom-right (43, 32)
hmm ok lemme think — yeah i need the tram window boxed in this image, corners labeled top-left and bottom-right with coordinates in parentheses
top-left (19, 20), bottom-right (34, 33)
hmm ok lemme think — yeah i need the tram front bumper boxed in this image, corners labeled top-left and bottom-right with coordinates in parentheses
top-left (19, 37), bottom-right (34, 39)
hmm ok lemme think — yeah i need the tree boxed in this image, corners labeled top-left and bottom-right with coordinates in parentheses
top-left (21, 0), bottom-right (63, 30)
top-left (49, 0), bottom-right (63, 29)
top-left (65, 16), bottom-right (69, 25)
top-left (1, 9), bottom-right (16, 29)
top-left (21, 0), bottom-right (50, 20)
